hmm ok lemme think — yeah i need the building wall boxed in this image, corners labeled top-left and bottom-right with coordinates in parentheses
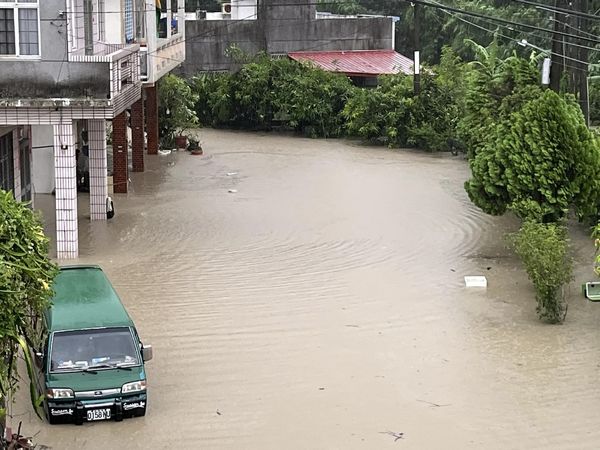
top-left (104, 0), bottom-right (123, 44)
top-left (31, 125), bottom-right (55, 194)
top-left (231, 0), bottom-right (257, 20)
top-left (181, 14), bottom-right (394, 75)
top-left (0, 0), bottom-right (111, 99)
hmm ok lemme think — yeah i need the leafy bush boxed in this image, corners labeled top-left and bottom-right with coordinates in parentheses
top-left (465, 89), bottom-right (600, 223)
top-left (343, 74), bottom-right (415, 146)
top-left (273, 61), bottom-right (354, 137)
top-left (190, 73), bottom-right (233, 127)
top-left (0, 190), bottom-right (58, 422)
top-left (589, 78), bottom-right (600, 126)
top-left (511, 221), bottom-right (573, 323)
top-left (158, 74), bottom-right (199, 146)
top-left (191, 57), bottom-right (354, 137)
top-left (457, 40), bottom-right (540, 158)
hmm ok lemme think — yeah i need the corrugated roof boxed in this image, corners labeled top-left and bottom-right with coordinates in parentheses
top-left (288, 50), bottom-right (414, 77)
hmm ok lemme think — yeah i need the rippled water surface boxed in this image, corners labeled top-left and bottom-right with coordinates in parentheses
top-left (12, 130), bottom-right (600, 449)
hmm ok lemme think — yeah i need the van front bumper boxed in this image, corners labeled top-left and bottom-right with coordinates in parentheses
top-left (48, 393), bottom-right (147, 424)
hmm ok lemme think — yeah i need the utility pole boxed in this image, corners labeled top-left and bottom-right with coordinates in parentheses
top-left (577, 0), bottom-right (590, 125)
top-left (84, 0), bottom-right (94, 55)
top-left (413, 3), bottom-right (421, 94)
top-left (550, 0), bottom-right (566, 92)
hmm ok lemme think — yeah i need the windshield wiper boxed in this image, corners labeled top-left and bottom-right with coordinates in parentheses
top-left (55, 363), bottom-right (97, 373)
top-left (88, 362), bottom-right (133, 371)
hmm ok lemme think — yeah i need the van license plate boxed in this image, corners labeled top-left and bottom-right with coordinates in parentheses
top-left (87, 408), bottom-right (111, 421)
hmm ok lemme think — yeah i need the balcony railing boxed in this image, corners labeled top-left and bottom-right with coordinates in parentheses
top-left (69, 43), bottom-right (140, 64)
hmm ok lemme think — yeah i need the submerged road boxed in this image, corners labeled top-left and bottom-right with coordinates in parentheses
top-left (13, 129), bottom-right (600, 449)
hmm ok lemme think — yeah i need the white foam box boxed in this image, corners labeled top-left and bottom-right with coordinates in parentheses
top-left (464, 276), bottom-right (488, 288)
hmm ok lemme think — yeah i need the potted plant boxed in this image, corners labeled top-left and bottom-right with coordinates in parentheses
top-left (158, 74), bottom-right (199, 150)
top-left (187, 137), bottom-right (203, 155)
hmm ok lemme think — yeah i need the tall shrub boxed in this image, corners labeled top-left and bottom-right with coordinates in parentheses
top-left (0, 191), bottom-right (58, 424)
top-left (273, 61), bottom-right (354, 137)
top-left (465, 89), bottom-right (600, 223)
top-left (158, 74), bottom-right (199, 146)
top-left (511, 221), bottom-right (572, 323)
top-left (343, 74), bottom-right (415, 146)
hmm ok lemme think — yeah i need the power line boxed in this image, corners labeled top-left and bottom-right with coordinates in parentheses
top-left (430, 0), bottom-right (591, 71)
top-left (511, 0), bottom-right (600, 22)
top-left (400, 0), bottom-right (600, 45)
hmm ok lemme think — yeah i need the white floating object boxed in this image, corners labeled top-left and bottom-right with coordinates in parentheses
top-left (228, 189), bottom-right (238, 193)
top-left (227, 172), bottom-right (238, 176)
top-left (464, 276), bottom-right (487, 288)
top-left (158, 149), bottom-right (172, 156)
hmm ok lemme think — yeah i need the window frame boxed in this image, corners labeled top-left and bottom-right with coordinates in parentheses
top-left (0, 0), bottom-right (41, 59)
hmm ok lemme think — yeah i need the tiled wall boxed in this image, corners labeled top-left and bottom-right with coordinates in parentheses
top-left (53, 123), bottom-right (79, 259)
top-left (88, 119), bottom-right (108, 220)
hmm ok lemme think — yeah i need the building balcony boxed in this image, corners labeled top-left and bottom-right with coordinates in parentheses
top-left (0, 42), bottom-right (141, 119)
top-left (140, 6), bottom-right (186, 85)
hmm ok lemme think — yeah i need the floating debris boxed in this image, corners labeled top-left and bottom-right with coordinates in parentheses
top-left (228, 189), bottom-right (238, 194)
top-left (464, 276), bottom-right (487, 288)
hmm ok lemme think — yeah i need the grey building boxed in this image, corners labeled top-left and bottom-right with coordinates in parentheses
top-left (0, 0), bottom-right (185, 258)
top-left (180, 0), bottom-right (397, 75)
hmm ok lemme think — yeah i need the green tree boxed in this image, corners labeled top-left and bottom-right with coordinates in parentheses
top-left (317, 0), bottom-right (365, 15)
top-left (343, 74), bottom-right (415, 146)
top-left (465, 89), bottom-right (600, 223)
top-left (158, 74), bottom-right (199, 147)
top-left (0, 190), bottom-right (58, 427)
top-left (273, 60), bottom-right (354, 137)
top-left (511, 221), bottom-right (573, 323)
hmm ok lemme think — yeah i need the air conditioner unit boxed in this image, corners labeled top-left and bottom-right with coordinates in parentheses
top-left (222, 2), bottom-right (232, 14)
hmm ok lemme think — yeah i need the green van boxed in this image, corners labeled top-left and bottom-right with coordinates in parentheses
top-left (32, 265), bottom-right (152, 425)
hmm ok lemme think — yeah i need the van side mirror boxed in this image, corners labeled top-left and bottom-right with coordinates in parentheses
top-left (142, 345), bottom-right (153, 362)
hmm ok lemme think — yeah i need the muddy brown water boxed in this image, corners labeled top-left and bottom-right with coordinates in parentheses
top-left (10, 129), bottom-right (600, 449)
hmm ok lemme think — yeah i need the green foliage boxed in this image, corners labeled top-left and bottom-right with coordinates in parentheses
top-left (465, 89), bottom-right (600, 223)
top-left (355, 0), bottom-right (550, 65)
top-left (593, 224), bottom-right (600, 277)
top-left (317, 0), bottom-right (365, 15)
top-left (0, 190), bottom-right (58, 420)
top-left (511, 221), bottom-right (573, 323)
top-left (457, 40), bottom-right (541, 157)
top-left (158, 74), bottom-right (199, 146)
top-left (589, 78), bottom-right (600, 126)
top-left (191, 57), bottom-right (354, 137)
top-left (343, 66), bottom-right (461, 151)
top-left (343, 74), bottom-right (414, 146)
top-left (272, 61), bottom-right (354, 137)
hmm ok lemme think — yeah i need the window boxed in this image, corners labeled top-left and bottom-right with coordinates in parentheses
top-left (0, 132), bottom-right (15, 193)
top-left (0, 0), bottom-right (39, 56)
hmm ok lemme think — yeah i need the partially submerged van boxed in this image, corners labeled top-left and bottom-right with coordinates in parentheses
top-left (34, 265), bottom-right (152, 425)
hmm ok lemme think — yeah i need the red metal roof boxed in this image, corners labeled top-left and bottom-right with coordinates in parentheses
top-left (287, 50), bottom-right (414, 77)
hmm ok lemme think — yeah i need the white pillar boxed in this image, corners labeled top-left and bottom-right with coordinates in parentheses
top-left (53, 123), bottom-right (78, 259)
top-left (178, 4), bottom-right (185, 39)
top-left (88, 120), bottom-right (108, 221)
top-left (166, 0), bottom-right (172, 38)
top-left (146, 0), bottom-right (156, 82)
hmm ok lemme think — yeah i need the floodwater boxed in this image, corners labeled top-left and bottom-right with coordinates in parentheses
top-left (10, 129), bottom-right (600, 449)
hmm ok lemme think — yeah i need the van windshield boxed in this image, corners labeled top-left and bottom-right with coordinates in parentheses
top-left (50, 327), bottom-right (140, 372)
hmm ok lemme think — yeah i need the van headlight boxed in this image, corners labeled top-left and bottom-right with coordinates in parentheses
top-left (122, 380), bottom-right (146, 394)
top-left (47, 388), bottom-right (74, 399)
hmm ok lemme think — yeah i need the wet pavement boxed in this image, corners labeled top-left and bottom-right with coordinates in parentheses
top-left (11, 129), bottom-right (600, 449)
